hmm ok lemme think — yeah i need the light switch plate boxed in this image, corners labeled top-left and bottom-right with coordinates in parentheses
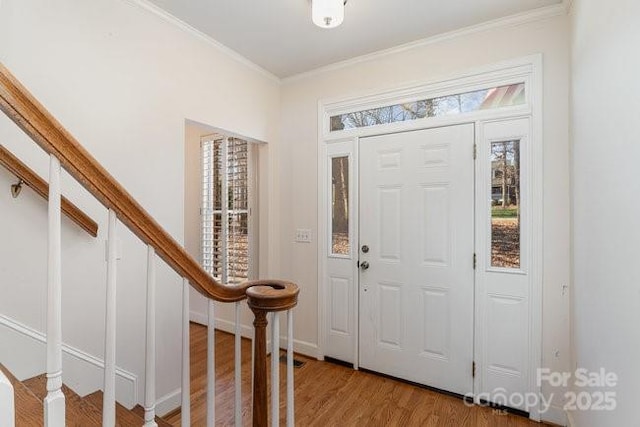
top-left (295, 229), bottom-right (312, 243)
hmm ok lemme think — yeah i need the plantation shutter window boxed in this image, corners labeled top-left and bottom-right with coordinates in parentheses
top-left (202, 136), bottom-right (253, 284)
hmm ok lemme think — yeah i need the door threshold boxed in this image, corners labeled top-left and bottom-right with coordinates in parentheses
top-left (324, 357), bottom-right (354, 369)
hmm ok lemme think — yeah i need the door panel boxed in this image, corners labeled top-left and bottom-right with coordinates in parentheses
top-left (378, 283), bottom-right (402, 347)
top-left (359, 124), bottom-right (475, 396)
top-left (329, 277), bottom-right (350, 335)
top-left (379, 188), bottom-right (402, 260)
top-left (421, 185), bottom-right (450, 265)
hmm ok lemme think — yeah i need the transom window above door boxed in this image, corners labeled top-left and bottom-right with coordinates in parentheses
top-left (330, 82), bottom-right (525, 132)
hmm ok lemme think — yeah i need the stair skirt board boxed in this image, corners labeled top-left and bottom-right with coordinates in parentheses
top-left (0, 314), bottom-right (137, 408)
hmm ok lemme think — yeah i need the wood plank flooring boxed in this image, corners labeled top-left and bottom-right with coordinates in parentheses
top-left (165, 322), bottom-right (542, 426)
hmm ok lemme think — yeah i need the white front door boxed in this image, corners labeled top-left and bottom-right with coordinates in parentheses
top-left (358, 124), bottom-right (475, 395)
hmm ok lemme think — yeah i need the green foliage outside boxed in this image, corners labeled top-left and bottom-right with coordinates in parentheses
top-left (491, 207), bottom-right (518, 218)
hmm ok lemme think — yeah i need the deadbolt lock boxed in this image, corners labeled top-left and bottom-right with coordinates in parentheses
top-left (361, 245), bottom-right (369, 253)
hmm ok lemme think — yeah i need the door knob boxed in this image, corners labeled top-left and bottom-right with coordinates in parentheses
top-left (360, 261), bottom-right (370, 270)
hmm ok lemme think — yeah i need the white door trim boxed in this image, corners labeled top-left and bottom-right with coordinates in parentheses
top-left (317, 54), bottom-right (543, 420)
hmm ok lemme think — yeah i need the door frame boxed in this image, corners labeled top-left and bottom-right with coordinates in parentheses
top-left (317, 55), bottom-right (543, 420)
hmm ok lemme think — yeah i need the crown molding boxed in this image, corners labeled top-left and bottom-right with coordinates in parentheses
top-left (120, 0), bottom-right (569, 86)
top-left (121, 0), bottom-right (281, 84)
top-left (283, 3), bottom-right (567, 83)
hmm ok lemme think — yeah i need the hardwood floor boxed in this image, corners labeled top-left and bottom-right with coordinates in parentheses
top-left (166, 322), bottom-right (541, 427)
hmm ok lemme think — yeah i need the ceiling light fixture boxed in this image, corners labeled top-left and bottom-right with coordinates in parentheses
top-left (312, 0), bottom-right (346, 29)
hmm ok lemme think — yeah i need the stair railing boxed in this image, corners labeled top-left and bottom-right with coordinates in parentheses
top-left (0, 62), bottom-right (298, 427)
top-left (0, 144), bottom-right (99, 237)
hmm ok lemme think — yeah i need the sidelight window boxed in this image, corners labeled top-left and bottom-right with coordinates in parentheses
top-left (490, 140), bottom-right (521, 269)
top-left (331, 156), bottom-right (350, 256)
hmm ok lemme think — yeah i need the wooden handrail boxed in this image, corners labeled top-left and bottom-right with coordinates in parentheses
top-left (0, 62), bottom-right (298, 305)
top-left (0, 144), bottom-right (99, 237)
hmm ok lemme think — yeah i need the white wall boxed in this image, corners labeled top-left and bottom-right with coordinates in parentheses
top-left (570, 1), bottom-right (640, 425)
top-left (0, 0), bottom-right (279, 411)
top-left (278, 12), bottom-right (571, 418)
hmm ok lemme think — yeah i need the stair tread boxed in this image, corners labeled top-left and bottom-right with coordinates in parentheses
top-left (21, 373), bottom-right (102, 427)
top-left (132, 404), bottom-right (174, 427)
top-left (84, 390), bottom-right (146, 426)
top-left (1, 364), bottom-right (44, 426)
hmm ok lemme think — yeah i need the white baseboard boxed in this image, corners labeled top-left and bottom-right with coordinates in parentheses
top-left (190, 311), bottom-right (318, 358)
top-left (189, 310), bottom-right (208, 326)
top-left (542, 405), bottom-right (568, 426)
top-left (278, 336), bottom-right (318, 358)
top-left (0, 314), bottom-right (137, 408)
top-left (155, 387), bottom-right (181, 417)
top-left (191, 311), bottom-right (255, 339)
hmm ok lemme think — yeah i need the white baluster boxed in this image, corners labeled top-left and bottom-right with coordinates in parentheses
top-left (181, 278), bottom-right (191, 427)
top-left (234, 301), bottom-right (241, 426)
top-left (144, 246), bottom-right (157, 427)
top-left (271, 312), bottom-right (280, 427)
top-left (287, 310), bottom-right (294, 427)
top-left (0, 369), bottom-right (15, 427)
top-left (45, 155), bottom-right (64, 427)
top-left (207, 300), bottom-right (215, 427)
top-left (103, 208), bottom-right (118, 427)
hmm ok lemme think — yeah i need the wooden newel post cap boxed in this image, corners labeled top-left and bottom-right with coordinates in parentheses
top-left (245, 280), bottom-right (299, 312)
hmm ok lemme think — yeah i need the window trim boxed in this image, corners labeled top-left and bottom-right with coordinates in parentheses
top-left (322, 62), bottom-right (533, 141)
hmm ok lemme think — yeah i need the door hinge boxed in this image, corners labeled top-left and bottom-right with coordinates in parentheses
top-left (473, 143), bottom-right (477, 160)
top-left (473, 253), bottom-right (477, 270)
top-left (472, 361), bottom-right (476, 378)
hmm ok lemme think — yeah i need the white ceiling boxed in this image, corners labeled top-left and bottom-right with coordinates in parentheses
top-left (146, 0), bottom-right (563, 78)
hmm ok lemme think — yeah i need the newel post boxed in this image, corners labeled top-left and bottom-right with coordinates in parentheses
top-left (246, 281), bottom-right (299, 427)
top-left (251, 308), bottom-right (269, 427)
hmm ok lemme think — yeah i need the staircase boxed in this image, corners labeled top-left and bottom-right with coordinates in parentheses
top-left (0, 60), bottom-right (299, 427)
top-left (1, 364), bottom-right (172, 426)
